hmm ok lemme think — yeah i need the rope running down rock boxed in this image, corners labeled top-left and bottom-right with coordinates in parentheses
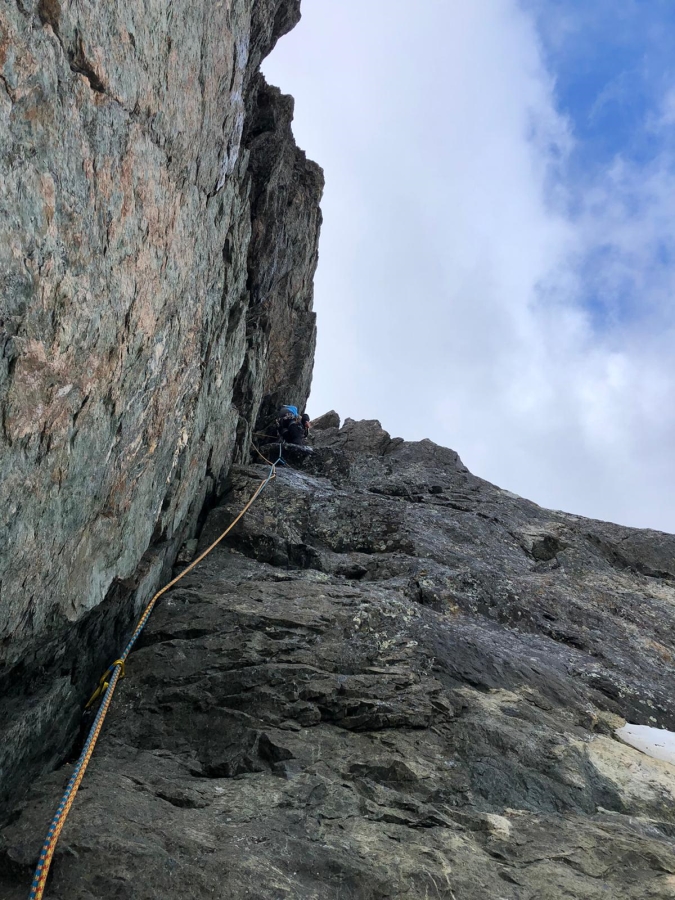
top-left (29, 458), bottom-right (281, 900)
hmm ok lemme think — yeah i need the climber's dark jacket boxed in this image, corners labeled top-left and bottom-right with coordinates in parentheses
top-left (261, 406), bottom-right (310, 448)
top-left (279, 413), bottom-right (306, 445)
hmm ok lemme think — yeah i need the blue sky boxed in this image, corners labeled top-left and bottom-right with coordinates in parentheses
top-left (532, 1), bottom-right (675, 162)
top-left (530, 0), bottom-right (675, 332)
top-left (264, 1), bottom-right (675, 532)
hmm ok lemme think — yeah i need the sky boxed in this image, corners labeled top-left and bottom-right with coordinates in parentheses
top-left (262, 0), bottom-right (675, 534)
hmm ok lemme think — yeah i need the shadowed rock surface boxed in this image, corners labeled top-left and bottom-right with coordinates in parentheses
top-left (0, 0), bottom-right (322, 812)
top-left (3, 419), bottom-right (675, 898)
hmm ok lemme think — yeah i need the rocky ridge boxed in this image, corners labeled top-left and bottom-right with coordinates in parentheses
top-left (2, 418), bottom-right (675, 898)
top-left (0, 0), bottom-right (322, 812)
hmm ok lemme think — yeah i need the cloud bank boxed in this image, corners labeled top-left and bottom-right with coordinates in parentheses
top-left (263, 0), bottom-right (675, 533)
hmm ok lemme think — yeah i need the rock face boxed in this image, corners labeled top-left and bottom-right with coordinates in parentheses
top-left (3, 4), bottom-right (675, 897)
top-left (0, 1), bottom-right (322, 816)
top-left (3, 419), bottom-right (675, 898)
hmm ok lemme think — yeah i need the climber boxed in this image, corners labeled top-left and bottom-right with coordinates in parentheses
top-left (278, 405), bottom-right (307, 445)
top-left (258, 405), bottom-right (312, 454)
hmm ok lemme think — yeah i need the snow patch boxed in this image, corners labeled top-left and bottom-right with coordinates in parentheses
top-left (616, 723), bottom-right (675, 766)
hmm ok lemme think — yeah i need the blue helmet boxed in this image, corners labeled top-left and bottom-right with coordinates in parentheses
top-left (281, 405), bottom-right (299, 417)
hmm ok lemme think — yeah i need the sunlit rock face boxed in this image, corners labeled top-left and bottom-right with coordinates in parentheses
top-left (0, 0), bottom-right (322, 814)
top-left (3, 419), bottom-right (675, 898)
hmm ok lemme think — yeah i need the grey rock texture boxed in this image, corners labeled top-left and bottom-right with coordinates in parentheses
top-left (310, 409), bottom-right (341, 431)
top-left (3, 419), bottom-right (675, 898)
top-left (0, 0), bottom-right (322, 815)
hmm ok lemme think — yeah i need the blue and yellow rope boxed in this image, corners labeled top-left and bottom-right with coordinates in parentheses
top-left (29, 459), bottom-right (280, 900)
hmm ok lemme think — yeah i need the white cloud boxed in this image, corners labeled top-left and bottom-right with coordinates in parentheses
top-left (264, 0), bottom-right (675, 533)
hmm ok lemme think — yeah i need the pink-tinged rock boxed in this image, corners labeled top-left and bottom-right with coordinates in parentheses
top-left (0, 0), bottom-right (321, 812)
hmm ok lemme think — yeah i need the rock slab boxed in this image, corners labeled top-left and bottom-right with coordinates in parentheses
top-left (2, 420), bottom-right (675, 898)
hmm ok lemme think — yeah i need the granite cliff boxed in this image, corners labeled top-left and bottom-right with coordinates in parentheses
top-left (2, 3), bottom-right (675, 899)
top-left (0, 0), bottom-right (322, 815)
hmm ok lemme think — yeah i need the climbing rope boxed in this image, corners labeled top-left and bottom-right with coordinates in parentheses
top-left (252, 440), bottom-right (287, 468)
top-left (29, 458), bottom-right (281, 900)
top-left (252, 441), bottom-right (277, 466)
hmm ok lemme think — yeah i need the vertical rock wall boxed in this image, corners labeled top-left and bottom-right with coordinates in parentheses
top-left (0, 0), bottom-right (322, 814)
